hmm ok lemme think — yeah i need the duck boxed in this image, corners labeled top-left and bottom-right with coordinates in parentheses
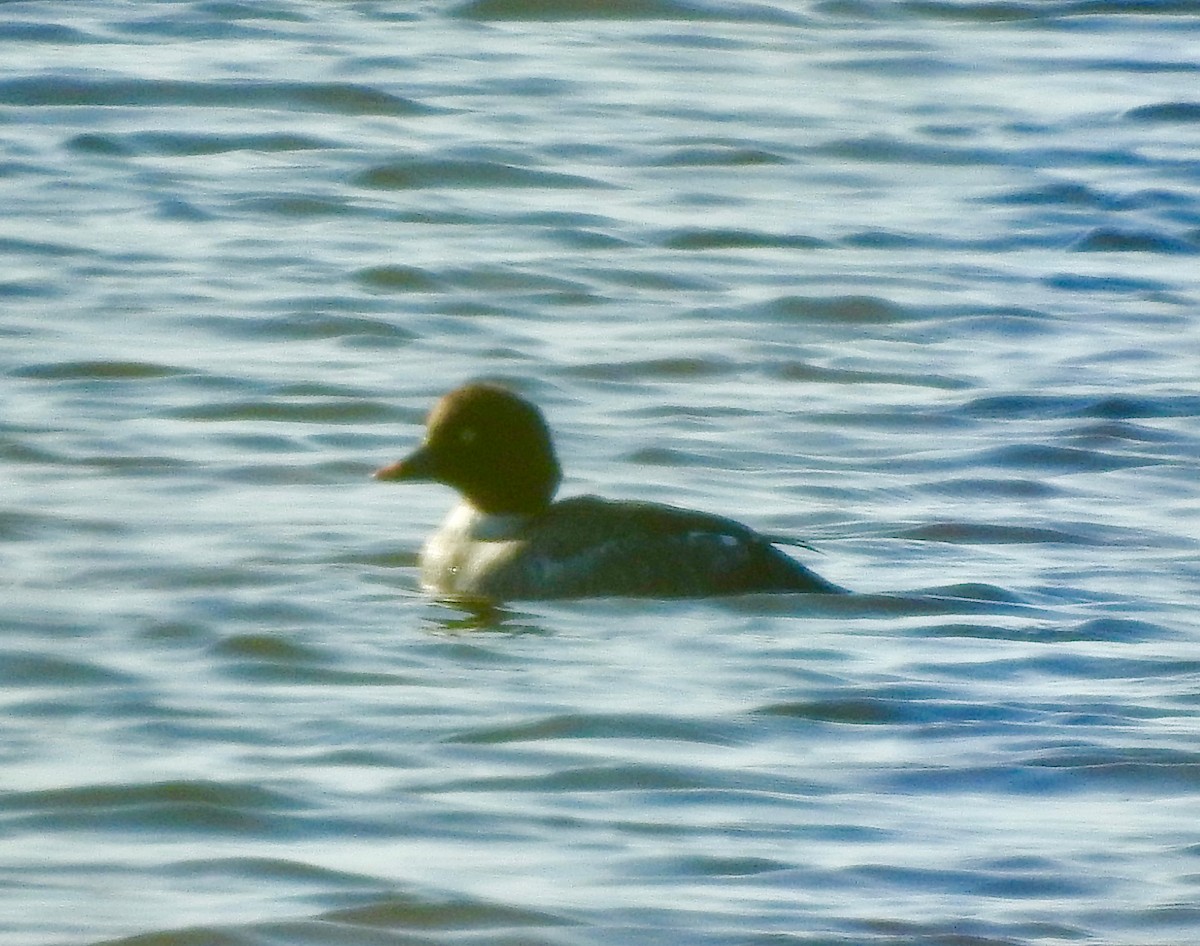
top-left (373, 382), bottom-right (843, 600)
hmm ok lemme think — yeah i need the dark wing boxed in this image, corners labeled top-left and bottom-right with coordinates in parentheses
top-left (525, 496), bottom-right (840, 598)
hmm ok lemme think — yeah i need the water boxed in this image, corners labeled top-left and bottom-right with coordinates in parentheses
top-left (2, 1), bottom-right (1199, 943)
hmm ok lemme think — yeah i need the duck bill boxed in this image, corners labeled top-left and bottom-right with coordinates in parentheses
top-left (373, 445), bottom-right (437, 482)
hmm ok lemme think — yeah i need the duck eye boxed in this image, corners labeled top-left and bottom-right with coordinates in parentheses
top-left (458, 427), bottom-right (477, 445)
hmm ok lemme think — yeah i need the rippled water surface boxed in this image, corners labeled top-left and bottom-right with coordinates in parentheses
top-left (3, 1), bottom-right (1199, 944)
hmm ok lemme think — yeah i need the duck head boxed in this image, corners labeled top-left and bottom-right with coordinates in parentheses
top-left (374, 383), bottom-right (562, 515)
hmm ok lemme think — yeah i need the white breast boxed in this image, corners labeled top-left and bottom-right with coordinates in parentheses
top-left (419, 503), bottom-right (531, 595)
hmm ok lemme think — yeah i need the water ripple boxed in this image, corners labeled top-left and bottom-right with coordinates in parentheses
top-left (68, 131), bottom-right (335, 157)
top-left (0, 76), bottom-right (433, 115)
top-left (354, 158), bottom-right (606, 191)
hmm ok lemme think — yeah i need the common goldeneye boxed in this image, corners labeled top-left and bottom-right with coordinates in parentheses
top-left (373, 383), bottom-right (842, 600)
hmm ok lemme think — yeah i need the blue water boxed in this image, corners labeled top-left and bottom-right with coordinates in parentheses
top-left (2, 2), bottom-right (1199, 944)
